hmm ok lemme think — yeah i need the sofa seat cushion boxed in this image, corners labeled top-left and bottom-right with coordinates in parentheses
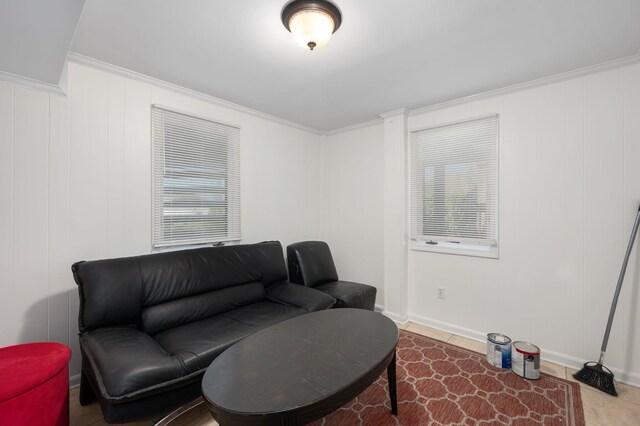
top-left (152, 316), bottom-right (257, 375)
top-left (80, 327), bottom-right (185, 403)
top-left (153, 301), bottom-right (305, 374)
top-left (315, 281), bottom-right (377, 310)
top-left (265, 282), bottom-right (336, 312)
top-left (219, 300), bottom-right (307, 328)
top-left (83, 302), bottom-right (307, 404)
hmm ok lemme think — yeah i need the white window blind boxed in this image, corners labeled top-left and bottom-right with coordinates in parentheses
top-left (152, 106), bottom-right (241, 248)
top-left (410, 114), bottom-right (498, 255)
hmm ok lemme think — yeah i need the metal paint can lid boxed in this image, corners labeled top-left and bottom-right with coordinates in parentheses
top-left (487, 333), bottom-right (511, 344)
top-left (513, 341), bottom-right (540, 356)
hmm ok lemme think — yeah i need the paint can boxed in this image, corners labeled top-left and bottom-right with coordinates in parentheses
top-left (511, 341), bottom-right (541, 380)
top-left (486, 333), bottom-right (512, 368)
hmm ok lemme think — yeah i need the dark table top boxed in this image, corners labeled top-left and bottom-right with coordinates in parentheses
top-left (201, 308), bottom-right (398, 420)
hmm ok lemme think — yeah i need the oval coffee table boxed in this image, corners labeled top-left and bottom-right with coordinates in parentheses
top-left (202, 308), bottom-right (399, 425)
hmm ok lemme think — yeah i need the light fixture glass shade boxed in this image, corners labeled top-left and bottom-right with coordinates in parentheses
top-left (288, 9), bottom-right (335, 50)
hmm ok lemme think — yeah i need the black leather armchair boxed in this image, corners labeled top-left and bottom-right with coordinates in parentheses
top-left (287, 241), bottom-right (377, 311)
top-left (72, 241), bottom-right (335, 423)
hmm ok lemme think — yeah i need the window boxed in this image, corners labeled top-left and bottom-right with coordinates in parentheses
top-left (152, 105), bottom-right (240, 248)
top-left (410, 114), bottom-right (498, 258)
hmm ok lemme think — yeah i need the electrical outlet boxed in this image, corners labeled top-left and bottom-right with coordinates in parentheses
top-left (437, 287), bottom-right (445, 300)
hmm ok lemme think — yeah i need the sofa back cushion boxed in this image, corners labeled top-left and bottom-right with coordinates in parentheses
top-left (141, 282), bottom-right (265, 335)
top-left (73, 241), bottom-right (288, 333)
top-left (287, 241), bottom-right (339, 288)
top-left (138, 241), bottom-right (286, 306)
top-left (72, 257), bottom-right (143, 333)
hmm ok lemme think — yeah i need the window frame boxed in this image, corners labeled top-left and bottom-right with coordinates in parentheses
top-left (151, 104), bottom-right (241, 249)
top-left (409, 114), bottom-right (499, 259)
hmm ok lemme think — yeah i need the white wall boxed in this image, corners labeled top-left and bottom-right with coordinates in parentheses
top-left (323, 63), bottom-right (640, 385)
top-left (0, 60), bottom-right (325, 379)
top-left (4, 57), bottom-right (640, 387)
top-left (324, 124), bottom-right (385, 304)
top-left (0, 83), bottom-right (72, 356)
top-left (406, 64), bottom-right (640, 384)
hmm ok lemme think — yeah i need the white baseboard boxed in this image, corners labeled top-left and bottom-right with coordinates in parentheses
top-left (383, 310), bottom-right (409, 324)
top-left (69, 373), bottom-right (81, 389)
top-left (374, 304), bottom-right (384, 313)
top-left (408, 313), bottom-right (486, 342)
top-left (407, 312), bottom-right (640, 389)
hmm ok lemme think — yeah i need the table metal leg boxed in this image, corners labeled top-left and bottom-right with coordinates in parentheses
top-left (387, 350), bottom-right (398, 415)
top-left (153, 396), bottom-right (204, 426)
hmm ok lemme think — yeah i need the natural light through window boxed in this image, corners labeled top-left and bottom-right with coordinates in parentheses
top-left (410, 114), bottom-right (498, 258)
top-left (152, 106), bottom-right (241, 248)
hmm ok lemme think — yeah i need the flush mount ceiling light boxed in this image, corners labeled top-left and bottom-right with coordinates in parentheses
top-left (281, 0), bottom-right (342, 51)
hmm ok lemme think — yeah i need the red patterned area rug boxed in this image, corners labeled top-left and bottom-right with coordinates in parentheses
top-left (311, 330), bottom-right (585, 426)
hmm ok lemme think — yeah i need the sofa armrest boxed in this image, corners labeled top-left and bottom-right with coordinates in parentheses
top-left (266, 281), bottom-right (335, 312)
top-left (80, 327), bottom-right (186, 402)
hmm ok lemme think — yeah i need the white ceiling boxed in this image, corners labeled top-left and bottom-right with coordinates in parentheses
top-left (0, 0), bottom-right (85, 85)
top-left (68, 1), bottom-right (640, 130)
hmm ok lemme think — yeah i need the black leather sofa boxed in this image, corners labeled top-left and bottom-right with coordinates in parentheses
top-left (287, 241), bottom-right (377, 310)
top-left (71, 241), bottom-right (335, 423)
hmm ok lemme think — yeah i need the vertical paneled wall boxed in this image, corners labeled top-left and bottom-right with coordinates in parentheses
top-left (0, 61), bottom-right (325, 379)
top-left (0, 83), bottom-right (13, 343)
top-left (0, 83), bottom-right (73, 355)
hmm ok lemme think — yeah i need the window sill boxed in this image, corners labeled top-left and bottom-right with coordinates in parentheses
top-left (411, 242), bottom-right (499, 259)
top-left (152, 239), bottom-right (242, 253)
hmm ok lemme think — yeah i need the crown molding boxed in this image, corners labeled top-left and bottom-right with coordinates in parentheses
top-left (66, 52), bottom-right (324, 135)
top-left (324, 117), bottom-right (383, 136)
top-left (64, 51), bottom-right (640, 135)
top-left (0, 69), bottom-right (66, 96)
top-left (379, 107), bottom-right (408, 119)
top-left (410, 53), bottom-right (640, 117)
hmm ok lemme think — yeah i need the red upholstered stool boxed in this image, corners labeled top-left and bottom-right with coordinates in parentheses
top-left (0, 342), bottom-right (72, 426)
